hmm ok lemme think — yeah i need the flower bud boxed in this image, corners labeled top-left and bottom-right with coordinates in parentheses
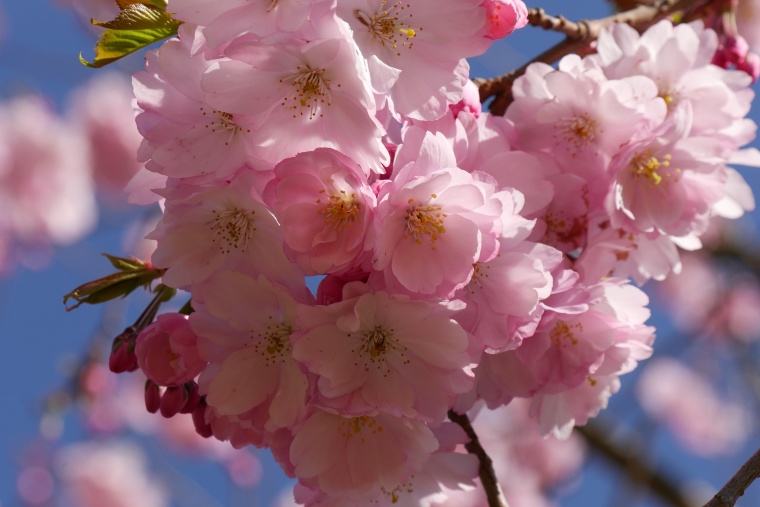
top-left (159, 386), bottom-right (187, 418)
top-left (180, 382), bottom-right (201, 414)
top-left (108, 328), bottom-right (138, 373)
top-left (482, 0), bottom-right (528, 40)
top-left (135, 313), bottom-right (205, 386)
top-left (144, 380), bottom-right (161, 414)
top-left (737, 53), bottom-right (760, 83)
top-left (192, 399), bottom-right (213, 439)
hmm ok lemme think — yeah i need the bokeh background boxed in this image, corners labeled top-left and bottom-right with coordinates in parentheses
top-left (0, 1), bottom-right (759, 506)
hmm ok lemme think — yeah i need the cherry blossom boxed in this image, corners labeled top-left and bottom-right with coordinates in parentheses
top-left (336, 0), bottom-right (491, 120)
top-left (265, 149), bottom-right (377, 275)
top-left (133, 34), bottom-right (257, 180)
top-left (289, 409), bottom-right (439, 495)
top-left (202, 33), bottom-right (389, 173)
top-left (191, 271), bottom-right (311, 436)
top-left (373, 131), bottom-right (515, 297)
top-left (148, 171), bottom-right (308, 294)
top-left (293, 290), bottom-right (473, 422)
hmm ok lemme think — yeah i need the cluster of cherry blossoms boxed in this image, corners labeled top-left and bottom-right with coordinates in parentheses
top-left (106, 0), bottom-right (760, 504)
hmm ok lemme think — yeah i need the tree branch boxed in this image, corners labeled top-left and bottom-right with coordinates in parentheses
top-left (447, 410), bottom-right (509, 507)
top-left (476, 0), bottom-right (707, 115)
top-left (703, 447), bottom-right (760, 507)
top-left (576, 424), bottom-right (697, 507)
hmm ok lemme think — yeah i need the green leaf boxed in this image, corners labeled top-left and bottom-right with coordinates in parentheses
top-left (116, 0), bottom-right (167, 9)
top-left (63, 254), bottom-right (165, 311)
top-left (80, 2), bottom-right (181, 68)
top-left (103, 253), bottom-right (146, 272)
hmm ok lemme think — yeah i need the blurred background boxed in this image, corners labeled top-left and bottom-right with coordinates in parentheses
top-left (0, 1), bottom-right (759, 506)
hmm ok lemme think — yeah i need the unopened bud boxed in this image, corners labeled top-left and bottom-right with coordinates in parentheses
top-left (160, 386), bottom-right (187, 418)
top-left (144, 380), bottom-right (161, 414)
top-left (738, 53), bottom-right (760, 83)
top-left (109, 328), bottom-right (138, 373)
top-left (192, 398), bottom-right (213, 438)
top-left (180, 382), bottom-right (201, 414)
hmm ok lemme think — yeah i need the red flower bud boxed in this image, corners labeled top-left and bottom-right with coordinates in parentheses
top-left (159, 386), bottom-right (187, 418)
top-left (144, 380), bottom-right (161, 414)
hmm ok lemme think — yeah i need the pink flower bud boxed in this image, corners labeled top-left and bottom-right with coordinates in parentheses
top-left (482, 0), bottom-right (528, 40)
top-left (135, 313), bottom-right (206, 387)
top-left (180, 382), bottom-right (201, 414)
top-left (192, 400), bottom-right (213, 439)
top-left (144, 380), bottom-right (161, 414)
top-left (159, 386), bottom-right (187, 418)
top-left (737, 53), bottom-right (760, 83)
top-left (108, 329), bottom-right (138, 373)
top-left (725, 35), bottom-right (750, 62)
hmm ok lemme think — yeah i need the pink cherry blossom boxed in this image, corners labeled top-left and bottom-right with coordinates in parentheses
top-left (133, 33), bottom-right (257, 180)
top-left (373, 131), bottom-right (513, 297)
top-left (593, 20), bottom-right (754, 149)
top-left (293, 290), bottom-right (473, 422)
top-left (506, 54), bottom-right (667, 193)
top-left (135, 313), bottom-right (206, 387)
top-left (576, 214), bottom-right (685, 284)
top-left (454, 241), bottom-right (560, 353)
top-left (608, 107), bottom-right (730, 239)
top-left (191, 271), bottom-right (310, 435)
top-left (475, 278), bottom-right (654, 438)
top-left (202, 34), bottom-right (389, 173)
top-left (291, 423), bottom-right (479, 506)
top-left (149, 171), bottom-right (308, 295)
top-left (337, 0), bottom-right (490, 120)
top-left (289, 408), bottom-right (439, 494)
top-left (265, 149), bottom-right (377, 275)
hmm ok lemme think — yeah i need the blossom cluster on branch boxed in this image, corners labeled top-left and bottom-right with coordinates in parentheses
top-left (65, 0), bottom-right (760, 505)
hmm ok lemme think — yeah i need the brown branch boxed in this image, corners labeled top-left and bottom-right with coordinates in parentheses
top-left (576, 424), bottom-right (697, 507)
top-left (703, 447), bottom-right (760, 507)
top-left (526, 8), bottom-right (590, 39)
top-left (447, 410), bottom-right (509, 507)
top-left (476, 0), bottom-right (707, 116)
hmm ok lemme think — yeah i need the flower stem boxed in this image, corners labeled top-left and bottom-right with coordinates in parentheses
top-left (447, 410), bottom-right (509, 507)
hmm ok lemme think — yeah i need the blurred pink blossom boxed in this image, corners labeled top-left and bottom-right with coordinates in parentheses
top-left (68, 73), bottom-right (144, 197)
top-left (55, 441), bottom-right (169, 507)
top-left (0, 95), bottom-right (97, 273)
top-left (636, 357), bottom-right (753, 455)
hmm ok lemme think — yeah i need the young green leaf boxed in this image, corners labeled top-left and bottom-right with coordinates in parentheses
top-left (79, 1), bottom-right (181, 68)
top-left (63, 254), bottom-right (166, 311)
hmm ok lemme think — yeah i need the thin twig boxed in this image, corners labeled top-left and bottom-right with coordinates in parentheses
top-left (476, 0), bottom-right (707, 115)
top-left (447, 410), bottom-right (509, 507)
top-left (576, 424), bottom-right (697, 507)
top-left (703, 447), bottom-right (760, 507)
